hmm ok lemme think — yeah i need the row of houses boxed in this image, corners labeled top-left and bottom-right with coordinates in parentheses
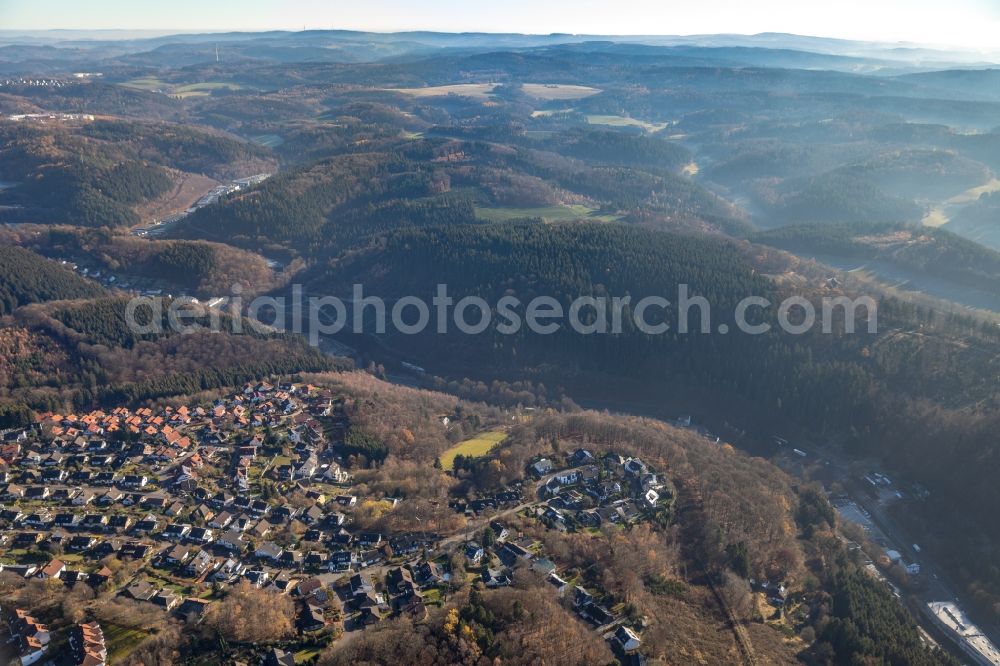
top-left (3, 606), bottom-right (51, 665)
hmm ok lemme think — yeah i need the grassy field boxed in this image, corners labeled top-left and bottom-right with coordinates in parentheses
top-left (923, 177), bottom-right (1000, 228)
top-left (423, 587), bottom-right (444, 605)
top-left (521, 83), bottom-right (601, 100)
top-left (440, 431), bottom-right (507, 470)
top-left (172, 82), bottom-right (244, 98)
top-left (586, 114), bottom-right (668, 132)
top-left (385, 82), bottom-right (598, 102)
top-left (121, 78), bottom-right (243, 98)
top-left (251, 133), bottom-right (285, 147)
top-left (922, 206), bottom-right (949, 228)
top-left (530, 108), bottom-right (576, 117)
top-left (122, 76), bottom-right (166, 91)
top-left (295, 648), bottom-right (322, 663)
top-left (947, 176), bottom-right (1000, 205)
top-left (475, 203), bottom-right (620, 223)
top-left (387, 83), bottom-right (497, 99)
top-left (105, 623), bottom-right (149, 664)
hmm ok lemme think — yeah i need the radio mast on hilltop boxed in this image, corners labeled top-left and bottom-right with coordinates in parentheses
top-left (215, 45), bottom-right (219, 62)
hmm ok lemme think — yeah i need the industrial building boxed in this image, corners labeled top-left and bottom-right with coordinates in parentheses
top-left (926, 601), bottom-right (1000, 666)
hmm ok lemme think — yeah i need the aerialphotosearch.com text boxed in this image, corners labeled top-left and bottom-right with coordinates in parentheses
top-left (125, 283), bottom-right (877, 346)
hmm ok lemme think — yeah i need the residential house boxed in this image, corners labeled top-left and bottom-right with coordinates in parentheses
top-left (415, 561), bottom-right (445, 586)
top-left (163, 523), bottom-right (191, 540)
top-left (264, 648), bottom-right (296, 666)
top-left (211, 558), bottom-right (246, 583)
top-left (122, 475), bottom-right (148, 489)
top-left (464, 542), bottom-right (484, 564)
top-left (152, 590), bottom-right (181, 612)
top-left (175, 598), bottom-right (211, 623)
top-left (108, 515), bottom-right (132, 531)
top-left (183, 550), bottom-right (215, 577)
top-left (298, 605), bottom-right (326, 633)
top-left (386, 567), bottom-right (415, 594)
top-left (531, 458), bottom-right (554, 476)
top-left (256, 541), bottom-right (284, 561)
top-left (189, 527), bottom-right (214, 544)
top-left (37, 559), bottom-right (65, 580)
top-left (125, 581), bottom-right (157, 602)
top-left (614, 625), bottom-right (642, 654)
top-left (328, 550), bottom-right (353, 572)
top-left (208, 511), bottom-right (233, 530)
top-left (217, 530), bottom-right (244, 551)
top-left (350, 573), bottom-right (375, 598)
top-left (66, 535), bottom-right (98, 552)
top-left (483, 568), bottom-right (511, 588)
top-left (162, 544), bottom-right (189, 566)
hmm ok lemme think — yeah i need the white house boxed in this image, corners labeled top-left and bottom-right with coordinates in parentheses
top-left (614, 625), bottom-right (642, 653)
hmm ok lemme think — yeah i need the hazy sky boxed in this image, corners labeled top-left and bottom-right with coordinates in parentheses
top-left (2, 0), bottom-right (999, 49)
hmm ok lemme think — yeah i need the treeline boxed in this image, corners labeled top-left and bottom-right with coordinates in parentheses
top-left (336, 426), bottom-right (390, 464)
top-left (500, 143), bottom-right (748, 234)
top-left (0, 402), bottom-right (34, 429)
top-left (18, 159), bottom-right (172, 227)
top-left (145, 242), bottom-right (216, 289)
top-left (49, 296), bottom-right (285, 348)
top-left (430, 376), bottom-right (572, 409)
top-left (183, 148), bottom-right (480, 256)
top-left (0, 81), bottom-right (183, 119)
top-left (51, 297), bottom-right (171, 348)
top-left (90, 352), bottom-right (338, 407)
top-left (327, 195), bottom-right (477, 251)
top-left (0, 245), bottom-right (104, 315)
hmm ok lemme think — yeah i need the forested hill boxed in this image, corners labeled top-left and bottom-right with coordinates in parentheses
top-left (752, 222), bottom-right (1000, 293)
top-left (0, 120), bottom-right (273, 227)
top-left (0, 245), bottom-right (105, 315)
top-left (319, 221), bottom-right (874, 431)
top-left (316, 221), bottom-right (1000, 617)
top-left (178, 133), bottom-right (746, 258)
top-left (0, 297), bottom-right (340, 419)
top-left (325, 221), bottom-right (769, 307)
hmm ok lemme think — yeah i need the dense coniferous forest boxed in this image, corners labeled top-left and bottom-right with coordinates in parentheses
top-left (820, 569), bottom-right (956, 665)
top-left (322, 222), bottom-right (873, 428)
top-left (0, 245), bottom-right (105, 314)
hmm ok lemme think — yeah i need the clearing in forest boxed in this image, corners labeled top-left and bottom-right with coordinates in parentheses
top-left (440, 431), bottom-right (508, 470)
